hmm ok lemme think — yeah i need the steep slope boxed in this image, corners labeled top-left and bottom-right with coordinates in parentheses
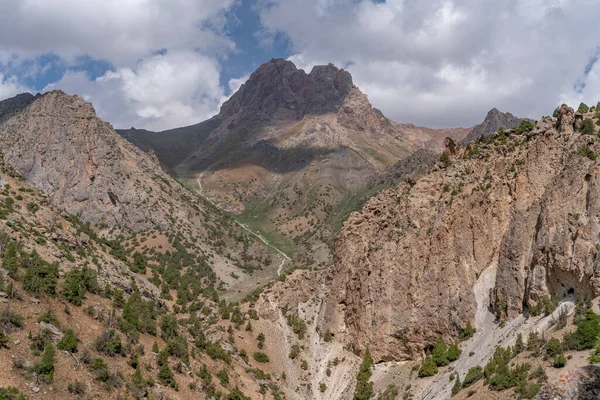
top-left (0, 92), bottom-right (39, 126)
top-left (0, 155), bottom-right (292, 400)
top-left (327, 105), bottom-right (600, 363)
top-left (0, 91), bottom-right (282, 300)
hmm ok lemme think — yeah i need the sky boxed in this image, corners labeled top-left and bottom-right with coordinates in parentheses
top-left (1, 0), bottom-right (600, 131)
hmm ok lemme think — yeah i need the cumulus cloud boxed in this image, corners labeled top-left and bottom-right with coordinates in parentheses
top-left (0, 0), bottom-right (246, 130)
top-left (0, 74), bottom-right (32, 99)
top-left (0, 0), bottom-right (236, 65)
top-left (45, 51), bottom-right (225, 131)
top-left (259, 0), bottom-right (600, 127)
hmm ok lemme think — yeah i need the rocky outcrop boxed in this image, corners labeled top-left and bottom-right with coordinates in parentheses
top-left (327, 116), bottom-right (600, 362)
top-left (0, 93), bottom-right (39, 126)
top-left (462, 108), bottom-right (526, 144)
top-left (537, 366), bottom-right (600, 399)
top-left (0, 91), bottom-right (181, 231)
top-left (220, 58), bottom-right (353, 120)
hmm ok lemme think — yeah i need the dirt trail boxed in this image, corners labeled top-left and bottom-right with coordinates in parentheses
top-left (196, 174), bottom-right (290, 276)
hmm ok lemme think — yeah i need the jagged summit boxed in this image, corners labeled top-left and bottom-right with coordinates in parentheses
top-left (0, 92), bottom-right (41, 126)
top-left (219, 58), bottom-right (354, 120)
top-left (462, 107), bottom-right (525, 143)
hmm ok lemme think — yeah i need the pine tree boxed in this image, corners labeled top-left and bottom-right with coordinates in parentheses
top-left (35, 344), bottom-right (55, 383)
top-left (158, 362), bottom-right (176, 388)
top-left (432, 338), bottom-right (449, 366)
top-left (57, 329), bottom-right (78, 353)
top-left (353, 346), bottom-right (374, 400)
top-left (514, 332), bottom-right (524, 355)
top-left (451, 375), bottom-right (462, 396)
top-left (447, 342), bottom-right (461, 362)
top-left (418, 355), bottom-right (438, 378)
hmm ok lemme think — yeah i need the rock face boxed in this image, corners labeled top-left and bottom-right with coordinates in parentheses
top-left (462, 108), bottom-right (526, 144)
top-left (0, 91), bottom-right (179, 231)
top-left (220, 59), bottom-right (353, 120)
top-left (0, 93), bottom-right (39, 126)
top-left (327, 115), bottom-right (600, 362)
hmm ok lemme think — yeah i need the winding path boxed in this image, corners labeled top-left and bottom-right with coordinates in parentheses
top-left (196, 174), bottom-right (290, 276)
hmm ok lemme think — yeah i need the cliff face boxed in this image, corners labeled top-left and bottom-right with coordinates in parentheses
top-left (220, 58), bottom-right (353, 120)
top-left (0, 91), bottom-right (178, 231)
top-left (328, 106), bottom-right (600, 362)
top-left (0, 92), bottom-right (39, 126)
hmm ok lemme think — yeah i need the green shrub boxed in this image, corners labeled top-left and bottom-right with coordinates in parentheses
top-left (1, 310), bottom-right (24, 331)
top-left (0, 330), bottom-right (9, 349)
top-left (432, 338), bottom-right (449, 366)
top-left (447, 342), bottom-right (462, 362)
top-left (253, 352), bottom-right (269, 363)
top-left (160, 314), bottom-right (178, 341)
top-left (22, 250), bottom-right (58, 296)
top-left (578, 145), bottom-right (597, 160)
top-left (0, 386), bottom-right (27, 400)
top-left (353, 346), bottom-right (374, 399)
top-left (217, 368), bottom-right (229, 386)
top-left (67, 380), bottom-right (86, 395)
top-left (286, 315), bottom-right (307, 339)
top-left (514, 120), bottom-right (534, 135)
top-left (463, 366), bottom-right (483, 387)
top-left (581, 118), bottom-right (596, 135)
top-left (588, 336), bottom-right (600, 363)
top-left (57, 329), bottom-right (78, 353)
top-left (451, 375), bottom-right (462, 396)
top-left (440, 153), bottom-right (451, 167)
top-left (418, 355), bottom-right (438, 378)
top-left (94, 329), bottom-right (124, 356)
top-left (553, 353), bottom-right (566, 368)
top-left (545, 338), bottom-right (563, 358)
top-left (460, 321), bottom-right (475, 340)
top-left (34, 344), bottom-right (55, 383)
top-left (62, 266), bottom-right (98, 306)
top-left (578, 102), bottom-right (590, 114)
top-left (565, 310), bottom-right (600, 350)
top-left (289, 344), bottom-right (300, 359)
top-left (158, 363), bottom-right (176, 388)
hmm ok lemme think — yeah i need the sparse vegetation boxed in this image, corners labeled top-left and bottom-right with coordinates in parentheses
top-left (353, 347), bottom-right (374, 399)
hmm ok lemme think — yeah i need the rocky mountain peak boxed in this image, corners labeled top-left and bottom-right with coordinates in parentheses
top-left (462, 107), bottom-right (525, 144)
top-left (219, 58), bottom-right (353, 120)
top-left (0, 91), bottom-right (40, 126)
top-left (0, 90), bottom-right (193, 231)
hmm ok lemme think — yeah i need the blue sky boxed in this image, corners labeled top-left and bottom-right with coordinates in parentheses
top-left (9, 1), bottom-right (290, 97)
top-left (1, 0), bottom-right (600, 131)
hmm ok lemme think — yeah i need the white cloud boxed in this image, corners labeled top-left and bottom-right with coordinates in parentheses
top-left (259, 0), bottom-right (600, 127)
top-left (0, 0), bottom-right (243, 130)
top-left (0, 0), bottom-right (236, 65)
top-left (227, 74), bottom-right (250, 96)
top-left (0, 74), bottom-right (32, 100)
top-left (45, 51), bottom-right (225, 131)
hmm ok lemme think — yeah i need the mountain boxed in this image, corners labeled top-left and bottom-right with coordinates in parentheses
top-left (0, 92), bottom-right (39, 126)
top-left (0, 90), bottom-right (283, 299)
top-left (462, 107), bottom-right (526, 144)
top-left (0, 84), bottom-right (597, 400)
top-left (119, 59), bottom-right (470, 260)
top-left (319, 105), bottom-right (600, 398)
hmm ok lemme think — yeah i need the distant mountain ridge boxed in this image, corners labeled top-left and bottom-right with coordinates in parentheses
top-left (462, 107), bottom-right (526, 144)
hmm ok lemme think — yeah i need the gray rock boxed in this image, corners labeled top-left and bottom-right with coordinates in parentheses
top-left (39, 322), bottom-right (63, 343)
